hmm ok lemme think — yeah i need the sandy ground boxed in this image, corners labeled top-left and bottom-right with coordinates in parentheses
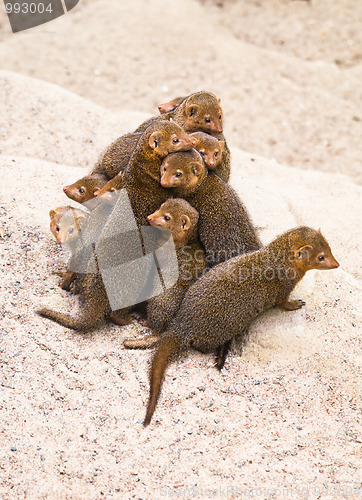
top-left (0, 0), bottom-right (361, 498)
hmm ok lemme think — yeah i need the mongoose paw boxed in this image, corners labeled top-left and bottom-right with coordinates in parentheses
top-left (279, 299), bottom-right (306, 311)
top-left (214, 357), bottom-right (226, 371)
top-left (109, 312), bottom-right (133, 326)
top-left (60, 279), bottom-right (71, 291)
top-left (214, 340), bottom-right (231, 371)
top-left (53, 270), bottom-right (66, 278)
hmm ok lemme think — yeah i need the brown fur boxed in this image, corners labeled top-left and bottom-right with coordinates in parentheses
top-left (137, 91), bottom-right (224, 136)
top-left (157, 93), bottom-right (231, 181)
top-left (160, 149), bottom-right (206, 194)
top-left (93, 172), bottom-right (125, 204)
top-left (49, 206), bottom-right (88, 290)
top-left (143, 227), bottom-right (340, 425)
top-left (158, 96), bottom-right (186, 114)
top-left (37, 121), bottom-right (196, 332)
top-left (91, 131), bottom-right (142, 180)
top-left (90, 91), bottom-right (222, 183)
top-left (160, 151), bottom-right (261, 267)
top-left (189, 131), bottom-right (229, 181)
top-left (92, 92), bottom-right (226, 200)
top-left (123, 199), bottom-right (206, 349)
top-left (63, 174), bottom-right (108, 208)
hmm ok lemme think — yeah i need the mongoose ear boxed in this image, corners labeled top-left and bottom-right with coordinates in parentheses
top-left (49, 210), bottom-right (56, 218)
top-left (186, 104), bottom-right (199, 117)
top-left (294, 244), bottom-right (313, 262)
top-left (181, 215), bottom-right (191, 231)
top-left (191, 162), bottom-right (203, 176)
top-left (77, 213), bottom-right (88, 227)
top-left (219, 140), bottom-right (225, 152)
top-left (149, 131), bottom-right (162, 149)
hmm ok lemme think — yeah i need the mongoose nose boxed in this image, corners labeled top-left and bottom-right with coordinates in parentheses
top-left (332, 259), bottom-right (340, 269)
top-left (93, 190), bottom-right (99, 197)
top-left (208, 161), bottom-right (215, 167)
top-left (217, 127), bottom-right (223, 134)
top-left (190, 137), bottom-right (197, 146)
top-left (63, 186), bottom-right (68, 193)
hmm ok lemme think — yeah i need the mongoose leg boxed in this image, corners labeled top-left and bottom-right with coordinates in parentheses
top-left (109, 310), bottom-right (133, 326)
top-left (60, 270), bottom-right (76, 291)
top-left (123, 334), bottom-right (159, 350)
top-left (277, 299), bottom-right (306, 311)
top-left (214, 340), bottom-right (232, 371)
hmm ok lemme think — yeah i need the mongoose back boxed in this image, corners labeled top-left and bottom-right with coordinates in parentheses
top-left (63, 174), bottom-right (108, 207)
top-left (143, 227), bottom-right (340, 425)
top-left (91, 131), bottom-right (142, 180)
top-left (124, 198), bottom-right (206, 349)
top-left (160, 151), bottom-right (261, 267)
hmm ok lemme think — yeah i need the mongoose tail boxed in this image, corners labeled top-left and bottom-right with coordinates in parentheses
top-left (144, 333), bottom-right (184, 426)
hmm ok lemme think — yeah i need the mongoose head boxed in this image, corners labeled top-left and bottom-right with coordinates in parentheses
top-left (93, 175), bottom-right (123, 204)
top-left (189, 132), bottom-right (225, 168)
top-left (63, 175), bottom-right (107, 204)
top-left (147, 121), bottom-right (197, 158)
top-left (287, 227), bottom-right (339, 273)
top-left (147, 198), bottom-right (199, 249)
top-left (158, 96), bottom-right (186, 114)
top-left (160, 150), bottom-right (206, 191)
top-left (49, 206), bottom-right (88, 245)
top-left (183, 92), bottom-right (223, 134)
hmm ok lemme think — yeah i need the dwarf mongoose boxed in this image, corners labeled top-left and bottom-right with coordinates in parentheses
top-left (189, 131), bottom-right (229, 181)
top-left (159, 149), bottom-right (206, 195)
top-left (49, 206), bottom-right (88, 290)
top-left (160, 151), bottom-right (261, 267)
top-left (63, 174), bottom-right (108, 208)
top-left (37, 122), bottom-right (196, 331)
top-left (123, 198), bottom-right (206, 349)
top-left (143, 227), bottom-right (339, 425)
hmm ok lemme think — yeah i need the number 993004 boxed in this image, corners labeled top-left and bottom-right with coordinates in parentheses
top-left (5, 3), bottom-right (53, 14)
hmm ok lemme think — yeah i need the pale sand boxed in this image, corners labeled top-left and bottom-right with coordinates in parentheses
top-left (0, 1), bottom-right (361, 498)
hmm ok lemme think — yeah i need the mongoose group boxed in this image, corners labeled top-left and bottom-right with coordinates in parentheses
top-left (38, 91), bottom-right (340, 426)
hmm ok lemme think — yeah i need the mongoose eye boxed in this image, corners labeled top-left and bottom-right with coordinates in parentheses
top-left (69, 228), bottom-right (74, 234)
top-left (164, 215), bottom-right (170, 221)
top-left (219, 115), bottom-right (222, 120)
top-left (205, 117), bottom-right (211, 123)
top-left (79, 188), bottom-right (85, 194)
top-left (172, 137), bottom-right (179, 144)
top-left (214, 152), bottom-right (219, 157)
top-left (55, 226), bottom-right (60, 232)
top-left (163, 167), bottom-right (167, 172)
top-left (318, 255), bottom-right (325, 261)
top-left (175, 172), bottom-right (182, 178)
